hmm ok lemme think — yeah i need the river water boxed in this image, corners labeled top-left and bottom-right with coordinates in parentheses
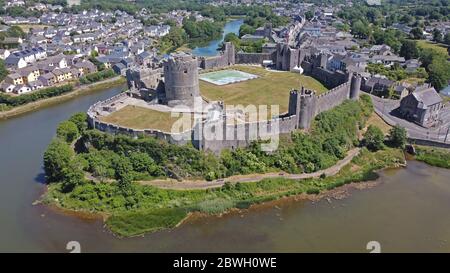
top-left (191, 19), bottom-right (244, 57)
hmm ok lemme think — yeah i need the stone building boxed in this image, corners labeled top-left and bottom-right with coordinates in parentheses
top-left (399, 85), bottom-right (444, 128)
top-left (163, 52), bottom-right (202, 107)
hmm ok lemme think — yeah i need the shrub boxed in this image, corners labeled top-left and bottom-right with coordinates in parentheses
top-left (79, 69), bottom-right (116, 84)
top-left (306, 188), bottom-right (320, 195)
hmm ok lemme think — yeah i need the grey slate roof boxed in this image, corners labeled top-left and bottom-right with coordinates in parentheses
top-left (412, 86), bottom-right (443, 108)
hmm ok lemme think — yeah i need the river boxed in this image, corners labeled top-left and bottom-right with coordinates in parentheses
top-left (191, 19), bottom-right (244, 57)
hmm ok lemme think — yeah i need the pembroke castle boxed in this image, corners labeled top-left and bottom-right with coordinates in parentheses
top-left (87, 42), bottom-right (362, 154)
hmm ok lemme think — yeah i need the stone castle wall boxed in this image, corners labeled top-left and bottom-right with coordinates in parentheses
top-left (315, 82), bottom-right (351, 115)
top-left (309, 67), bottom-right (348, 89)
top-left (199, 115), bottom-right (298, 154)
top-left (235, 52), bottom-right (274, 64)
top-left (87, 93), bottom-right (193, 146)
top-left (200, 42), bottom-right (236, 70)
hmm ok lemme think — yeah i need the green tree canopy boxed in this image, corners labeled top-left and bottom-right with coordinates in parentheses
top-left (363, 125), bottom-right (385, 151)
top-left (0, 59), bottom-right (8, 83)
top-left (56, 120), bottom-right (80, 143)
top-left (388, 125), bottom-right (408, 149)
top-left (68, 112), bottom-right (89, 134)
top-left (400, 40), bottom-right (419, 60)
top-left (43, 139), bottom-right (74, 183)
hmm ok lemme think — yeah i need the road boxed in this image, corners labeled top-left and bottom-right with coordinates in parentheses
top-left (371, 94), bottom-right (450, 143)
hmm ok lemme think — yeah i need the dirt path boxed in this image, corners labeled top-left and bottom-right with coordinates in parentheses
top-left (138, 148), bottom-right (360, 190)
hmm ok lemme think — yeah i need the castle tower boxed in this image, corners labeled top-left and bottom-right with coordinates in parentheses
top-left (224, 42), bottom-right (235, 66)
top-left (319, 53), bottom-right (328, 68)
top-left (288, 90), bottom-right (301, 125)
top-left (298, 88), bottom-right (317, 129)
top-left (349, 73), bottom-right (362, 100)
top-left (288, 87), bottom-right (317, 129)
top-left (163, 53), bottom-right (201, 107)
top-left (276, 43), bottom-right (300, 71)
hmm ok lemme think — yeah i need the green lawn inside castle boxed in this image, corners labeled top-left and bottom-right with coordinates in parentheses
top-left (41, 94), bottom-right (406, 237)
top-left (199, 66), bottom-right (328, 113)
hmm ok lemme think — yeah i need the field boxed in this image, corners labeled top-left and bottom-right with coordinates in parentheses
top-left (199, 66), bottom-right (328, 113)
top-left (416, 40), bottom-right (449, 57)
top-left (100, 106), bottom-right (193, 132)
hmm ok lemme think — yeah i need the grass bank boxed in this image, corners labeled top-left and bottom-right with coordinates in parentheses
top-left (415, 145), bottom-right (450, 169)
top-left (0, 77), bottom-right (126, 120)
top-left (43, 147), bottom-right (404, 237)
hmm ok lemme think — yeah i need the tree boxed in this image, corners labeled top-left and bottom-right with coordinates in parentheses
top-left (68, 112), bottom-right (88, 134)
top-left (113, 156), bottom-right (134, 193)
top-left (160, 26), bottom-right (187, 49)
top-left (400, 40), bottom-right (419, 60)
top-left (61, 157), bottom-right (86, 192)
top-left (410, 27), bottom-right (424, 40)
top-left (444, 33), bottom-right (450, 46)
top-left (428, 57), bottom-right (450, 90)
top-left (305, 10), bottom-right (314, 21)
top-left (432, 28), bottom-right (443, 43)
top-left (56, 120), bottom-right (79, 143)
top-left (351, 20), bottom-right (370, 39)
top-left (43, 139), bottom-right (74, 182)
top-left (129, 152), bottom-right (161, 176)
top-left (0, 59), bottom-right (8, 82)
top-left (6, 25), bottom-right (25, 38)
top-left (363, 125), bottom-right (385, 151)
top-left (388, 125), bottom-right (407, 148)
top-left (239, 24), bottom-right (255, 38)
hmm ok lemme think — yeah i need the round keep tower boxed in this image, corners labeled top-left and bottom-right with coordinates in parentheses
top-left (163, 53), bottom-right (201, 107)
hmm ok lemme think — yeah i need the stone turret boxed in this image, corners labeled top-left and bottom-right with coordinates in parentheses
top-left (288, 87), bottom-right (317, 129)
top-left (163, 53), bottom-right (201, 107)
top-left (224, 42), bottom-right (235, 66)
top-left (349, 73), bottom-right (362, 100)
top-left (298, 87), bottom-right (317, 129)
top-left (288, 90), bottom-right (301, 122)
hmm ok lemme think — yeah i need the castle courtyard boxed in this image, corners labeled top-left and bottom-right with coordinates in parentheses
top-left (99, 105), bottom-right (194, 132)
top-left (199, 65), bottom-right (328, 113)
